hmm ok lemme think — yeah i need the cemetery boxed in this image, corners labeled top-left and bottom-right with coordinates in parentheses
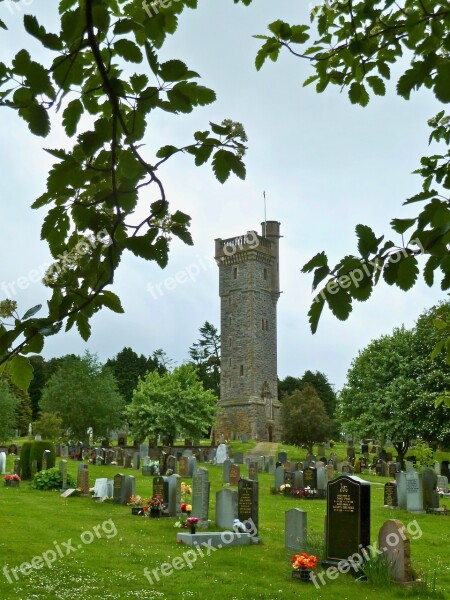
top-left (1, 440), bottom-right (450, 599)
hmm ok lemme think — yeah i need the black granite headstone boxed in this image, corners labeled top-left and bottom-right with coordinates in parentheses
top-left (238, 478), bottom-right (258, 532)
top-left (384, 481), bottom-right (398, 507)
top-left (326, 475), bottom-right (370, 564)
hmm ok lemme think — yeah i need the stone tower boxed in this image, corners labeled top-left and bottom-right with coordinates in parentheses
top-left (214, 221), bottom-right (282, 442)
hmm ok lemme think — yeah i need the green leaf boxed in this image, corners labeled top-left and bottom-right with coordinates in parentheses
top-left (22, 304), bottom-right (42, 320)
top-left (114, 39), bottom-right (143, 63)
top-left (433, 318), bottom-right (447, 331)
top-left (62, 99), bottom-right (83, 137)
top-left (308, 295), bottom-right (325, 334)
top-left (434, 62), bottom-right (450, 103)
top-left (391, 218), bottom-right (416, 234)
top-left (100, 291), bottom-right (124, 314)
top-left (76, 313), bottom-right (91, 341)
top-left (9, 355), bottom-right (33, 392)
top-left (0, 18), bottom-right (7, 31)
top-left (349, 82), bottom-right (369, 107)
top-left (355, 224), bottom-right (379, 256)
top-left (325, 286), bottom-right (352, 321)
top-left (212, 150), bottom-right (245, 183)
top-left (396, 255), bottom-right (419, 291)
top-left (431, 338), bottom-right (445, 360)
top-left (159, 60), bottom-right (188, 82)
top-left (302, 251), bottom-right (328, 273)
top-left (366, 76), bottom-right (386, 96)
top-left (22, 103), bottom-right (50, 137)
top-left (26, 62), bottom-right (53, 96)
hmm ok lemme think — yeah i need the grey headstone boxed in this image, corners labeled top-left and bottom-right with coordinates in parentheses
top-left (216, 444), bottom-right (227, 465)
top-left (188, 456), bottom-right (197, 477)
top-left (278, 451), bottom-right (287, 464)
top-left (223, 459), bottom-right (232, 483)
top-left (234, 452), bottom-right (244, 464)
top-left (229, 464), bottom-right (241, 486)
top-left (275, 465), bottom-right (284, 489)
top-left (406, 469), bottom-right (425, 513)
top-left (294, 470), bottom-right (304, 490)
top-left (379, 519), bottom-right (413, 583)
top-left (133, 452), bottom-right (140, 470)
top-left (215, 488), bottom-right (238, 529)
top-left (140, 444), bottom-right (149, 459)
top-left (285, 508), bottom-right (307, 551)
top-left (179, 456), bottom-right (189, 478)
top-left (113, 474), bottom-right (125, 504)
top-left (168, 474), bottom-right (181, 517)
top-left (317, 467), bottom-right (327, 495)
top-left (192, 467), bottom-right (210, 523)
top-left (437, 475), bottom-right (449, 493)
top-left (422, 468), bottom-right (439, 510)
top-left (59, 460), bottom-right (67, 490)
top-left (396, 472), bottom-right (407, 509)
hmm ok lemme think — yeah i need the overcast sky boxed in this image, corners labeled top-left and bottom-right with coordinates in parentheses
top-left (0, 1), bottom-right (445, 390)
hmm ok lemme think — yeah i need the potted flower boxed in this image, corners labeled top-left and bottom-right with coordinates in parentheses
top-left (148, 495), bottom-right (167, 517)
top-left (127, 496), bottom-right (147, 515)
top-left (4, 474), bottom-right (21, 487)
top-left (186, 516), bottom-right (199, 534)
top-left (291, 552), bottom-right (318, 582)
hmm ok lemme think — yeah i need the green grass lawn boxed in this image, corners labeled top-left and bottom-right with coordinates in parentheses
top-left (0, 451), bottom-right (449, 600)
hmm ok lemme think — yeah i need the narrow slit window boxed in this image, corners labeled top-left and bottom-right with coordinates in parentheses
top-left (240, 365), bottom-right (244, 376)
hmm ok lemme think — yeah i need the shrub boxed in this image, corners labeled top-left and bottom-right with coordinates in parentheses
top-left (20, 442), bottom-right (33, 480)
top-left (29, 441), bottom-right (56, 472)
top-left (32, 467), bottom-right (75, 490)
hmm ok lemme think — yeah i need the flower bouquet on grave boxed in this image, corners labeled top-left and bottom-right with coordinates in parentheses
top-left (174, 503), bottom-right (193, 529)
top-left (147, 495), bottom-right (167, 517)
top-left (4, 474), bottom-right (20, 487)
top-left (279, 484), bottom-right (291, 496)
top-left (186, 516), bottom-right (199, 534)
top-left (127, 496), bottom-right (148, 515)
top-left (291, 553), bottom-right (318, 582)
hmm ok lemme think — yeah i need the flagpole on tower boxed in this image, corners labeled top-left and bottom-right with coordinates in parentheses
top-left (263, 191), bottom-right (267, 235)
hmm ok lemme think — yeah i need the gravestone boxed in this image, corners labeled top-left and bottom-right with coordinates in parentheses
top-left (167, 455), bottom-right (177, 474)
top-left (179, 456), bottom-right (189, 478)
top-left (283, 460), bottom-right (292, 472)
top-left (248, 462), bottom-right (258, 481)
top-left (396, 472), bottom-right (407, 509)
top-left (133, 452), bottom-right (140, 470)
top-left (117, 449), bottom-right (124, 467)
top-left (216, 444), bottom-right (227, 465)
top-left (159, 452), bottom-right (167, 475)
top-left (77, 464), bottom-right (89, 495)
top-left (405, 467), bottom-right (425, 513)
top-left (140, 444), bottom-right (149, 459)
top-left (422, 468), bottom-right (439, 510)
top-left (229, 464), bottom-right (241, 486)
top-left (42, 450), bottom-right (52, 471)
top-left (284, 471), bottom-right (295, 490)
top-left (234, 452), bottom-right (244, 464)
top-left (13, 458), bottom-right (21, 477)
top-left (437, 475), bottom-right (449, 493)
top-left (275, 465), bottom-right (284, 489)
top-left (441, 461), bottom-right (450, 479)
top-left (268, 456), bottom-right (275, 475)
top-left (59, 460), bottom-right (67, 490)
top-left (294, 470), bottom-right (304, 490)
top-left (241, 434), bottom-right (249, 443)
top-left (278, 451), bottom-right (287, 464)
top-left (285, 508), bottom-right (307, 551)
top-left (168, 474), bottom-right (181, 517)
top-left (326, 464), bottom-right (334, 481)
top-left (378, 519), bottom-right (413, 583)
top-left (207, 448), bottom-right (216, 462)
top-left (113, 474), bottom-right (125, 504)
top-left (182, 449), bottom-right (193, 458)
top-left (326, 475), bottom-right (370, 564)
top-left (384, 481), bottom-right (398, 507)
top-left (303, 467), bottom-right (317, 491)
top-left (153, 476), bottom-right (169, 512)
top-left (317, 444), bottom-right (325, 456)
top-left (93, 478), bottom-right (110, 499)
top-left (434, 462), bottom-right (441, 475)
top-left (238, 478), bottom-right (258, 532)
top-left (188, 456), bottom-right (197, 477)
top-left (192, 468), bottom-right (210, 523)
top-left (122, 475), bottom-right (136, 505)
top-left (215, 488), bottom-right (238, 529)
top-left (317, 467), bottom-right (327, 497)
top-left (124, 452), bottom-right (132, 469)
top-left (223, 459), bottom-right (232, 484)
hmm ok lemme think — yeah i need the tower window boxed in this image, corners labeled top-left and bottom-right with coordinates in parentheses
top-left (240, 365), bottom-right (244, 376)
top-left (229, 358), bottom-right (232, 367)
top-left (229, 316), bottom-right (232, 326)
top-left (262, 319), bottom-right (269, 331)
top-left (264, 268), bottom-right (267, 280)
top-left (229, 337), bottom-right (232, 347)
top-left (233, 267), bottom-right (238, 279)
